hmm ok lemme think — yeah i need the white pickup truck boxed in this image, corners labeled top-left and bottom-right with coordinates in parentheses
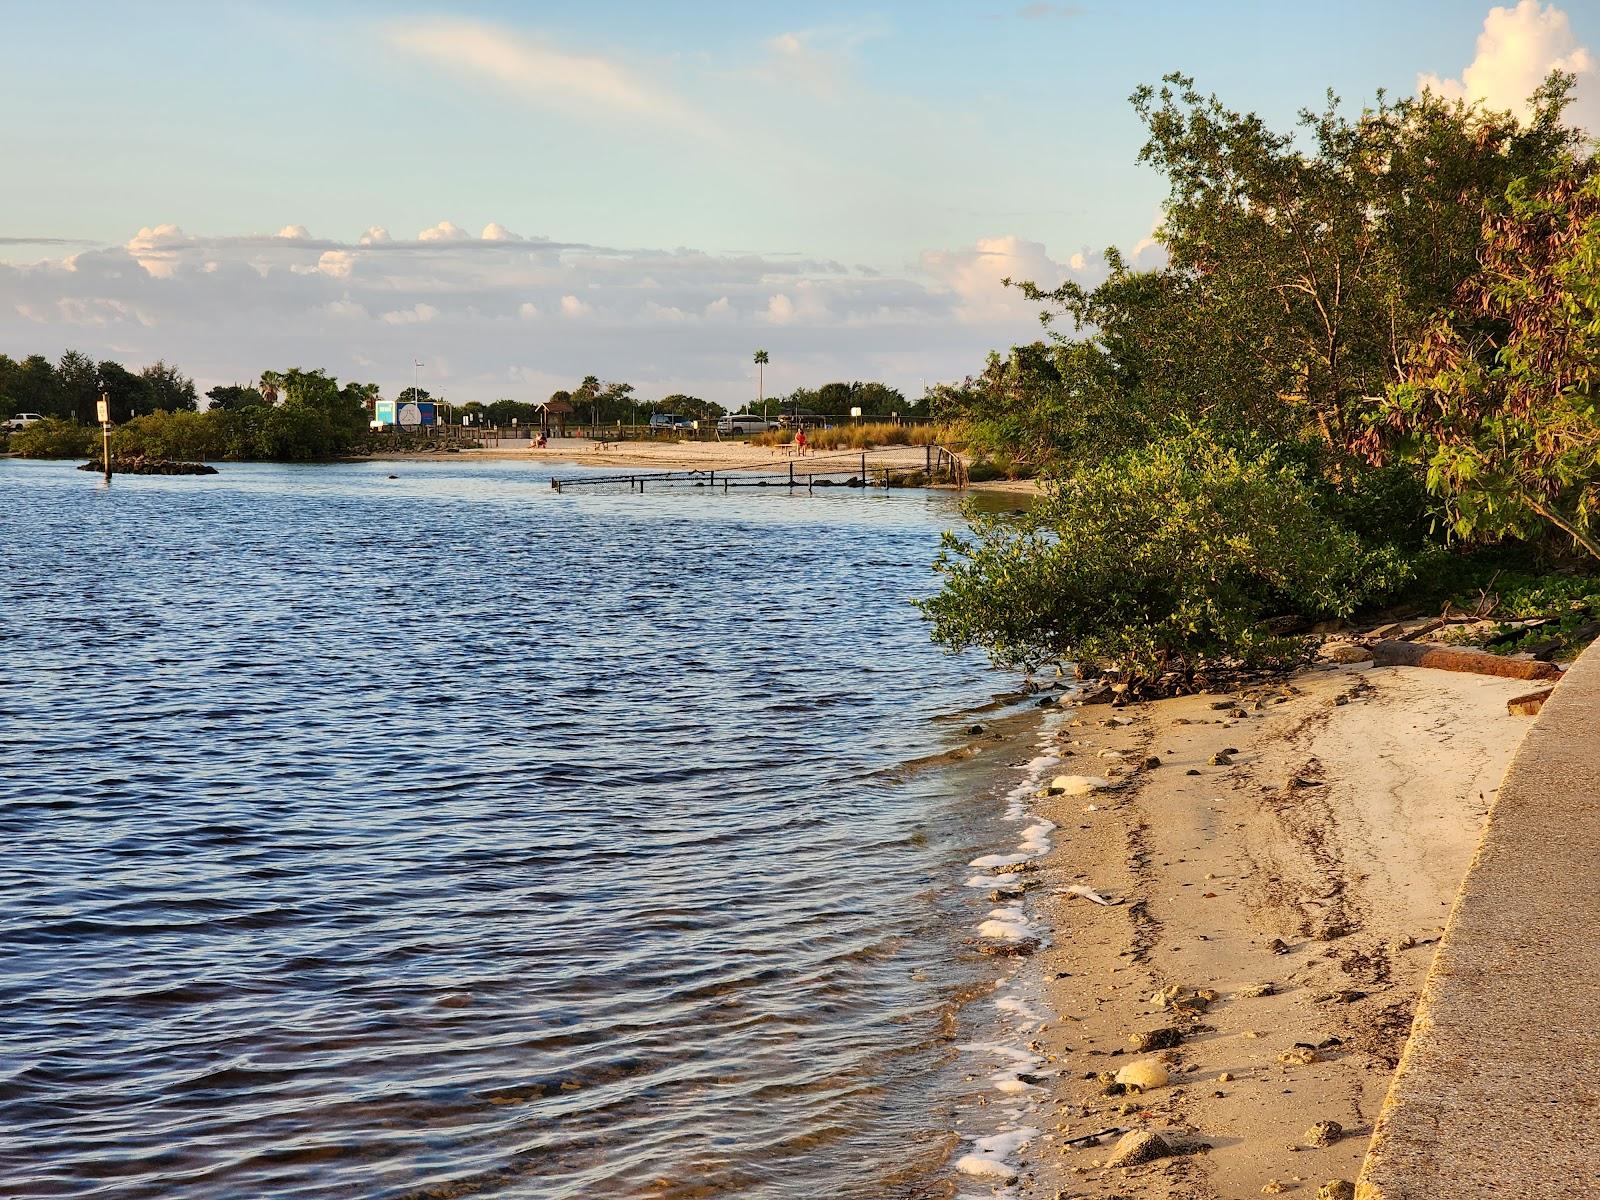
top-left (2, 412), bottom-right (44, 431)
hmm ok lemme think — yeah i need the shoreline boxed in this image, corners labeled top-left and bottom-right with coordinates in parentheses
top-left (953, 661), bottom-right (1534, 1198)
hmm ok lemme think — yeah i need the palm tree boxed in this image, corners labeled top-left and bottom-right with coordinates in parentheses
top-left (753, 349), bottom-right (769, 417)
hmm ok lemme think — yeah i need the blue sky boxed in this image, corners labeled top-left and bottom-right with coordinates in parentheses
top-left (2, 1), bottom-right (1596, 404)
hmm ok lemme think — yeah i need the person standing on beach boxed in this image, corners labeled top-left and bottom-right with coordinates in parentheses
top-left (795, 428), bottom-right (807, 457)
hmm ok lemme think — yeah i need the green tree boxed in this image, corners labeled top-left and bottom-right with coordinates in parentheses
top-left (97, 361), bottom-right (146, 422)
top-left (57, 351), bottom-right (100, 422)
top-left (205, 383), bottom-right (264, 411)
top-left (1371, 168), bottom-right (1600, 560)
top-left (141, 360), bottom-right (198, 412)
top-left (754, 349), bottom-right (769, 416)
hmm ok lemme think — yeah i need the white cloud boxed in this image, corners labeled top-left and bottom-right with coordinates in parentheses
top-left (418, 220), bottom-right (471, 243)
top-left (275, 224), bottom-right (312, 240)
top-left (360, 226), bottom-right (391, 245)
top-left (482, 222), bottom-right (524, 241)
top-left (919, 235), bottom-right (1083, 323)
top-left (321, 299), bottom-right (367, 320)
top-left (1419, 1), bottom-right (1597, 128)
top-left (381, 303), bottom-right (438, 324)
top-left (384, 18), bottom-right (709, 134)
top-left (317, 250), bottom-right (355, 278)
top-left (0, 222), bottom-right (1157, 406)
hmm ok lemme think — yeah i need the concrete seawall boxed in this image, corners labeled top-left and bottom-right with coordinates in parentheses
top-left (1357, 642), bottom-right (1600, 1198)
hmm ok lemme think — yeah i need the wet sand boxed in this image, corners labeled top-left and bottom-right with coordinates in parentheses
top-left (998, 663), bottom-right (1534, 1199)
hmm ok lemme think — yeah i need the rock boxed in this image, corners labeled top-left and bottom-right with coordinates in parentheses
top-left (1114, 1059), bottom-right (1170, 1092)
top-left (1278, 1046), bottom-right (1322, 1066)
top-left (1320, 641), bottom-right (1374, 664)
top-left (1261, 1182), bottom-right (1288, 1195)
top-left (437, 992), bottom-right (473, 1008)
top-left (1209, 752), bottom-right (1234, 766)
top-left (1268, 938), bottom-right (1291, 955)
top-left (1141, 756), bottom-right (1162, 769)
top-left (1236, 982), bottom-right (1276, 999)
top-left (1079, 684), bottom-right (1116, 705)
top-left (1185, 769), bottom-right (1201, 776)
top-left (1218, 1071), bottom-right (1234, 1082)
top-left (967, 723), bottom-right (986, 735)
top-left (1304, 1120), bottom-right (1344, 1147)
top-left (1317, 1183), bottom-right (1356, 1200)
top-left (1047, 774), bottom-right (1111, 796)
top-left (1129, 1026), bottom-right (1184, 1052)
top-left (1103, 1130), bottom-right (1172, 1168)
top-left (1506, 687), bottom-right (1554, 716)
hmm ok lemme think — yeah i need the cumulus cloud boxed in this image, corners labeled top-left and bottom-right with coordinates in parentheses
top-left (0, 222), bottom-right (1157, 404)
top-left (482, 222), bottom-right (524, 242)
top-left (317, 250), bottom-right (355, 278)
top-left (381, 303), bottom-right (439, 325)
top-left (384, 18), bottom-right (710, 134)
top-left (418, 220), bottom-right (471, 243)
top-left (360, 226), bottom-right (392, 245)
top-left (275, 224), bottom-right (312, 240)
top-left (1419, 1), bottom-right (1597, 128)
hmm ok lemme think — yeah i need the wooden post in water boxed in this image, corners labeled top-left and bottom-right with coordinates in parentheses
top-left (97, 393), bottom-right (111, 483)
top-left (789, 462), bottom-right (794, 488)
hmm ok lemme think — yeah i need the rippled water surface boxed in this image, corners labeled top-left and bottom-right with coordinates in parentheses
top-left (0, 458), bottom-right (1040, 1199)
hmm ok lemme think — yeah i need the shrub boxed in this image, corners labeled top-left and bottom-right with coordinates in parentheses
top-left (112, 410), bottom-right (222, 460)
top-left (9, 418), bottom-right (96, 458)
top-left (917, 432), bottom-right (1414, 681)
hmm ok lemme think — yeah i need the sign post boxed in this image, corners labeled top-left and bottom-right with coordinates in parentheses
top-left (96, 393), bottom-right (111, 483)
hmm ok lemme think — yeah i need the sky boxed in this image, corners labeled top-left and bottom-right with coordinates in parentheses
top-left (1, 0), bottom-right (1597, 407)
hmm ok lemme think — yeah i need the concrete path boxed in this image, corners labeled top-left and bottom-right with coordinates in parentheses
top-left (1357, 642), bottom-right (1600, 1198)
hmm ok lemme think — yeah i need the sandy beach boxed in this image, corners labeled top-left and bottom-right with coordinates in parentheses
top-left (986, 661), bottom-right (1534, 1199)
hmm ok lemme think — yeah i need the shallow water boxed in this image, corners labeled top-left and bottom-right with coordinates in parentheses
top-left (0, 458), bottom-right (1043, 1199)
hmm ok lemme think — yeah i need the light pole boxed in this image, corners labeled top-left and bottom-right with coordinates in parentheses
top-left (412, 358), bottom-right (423, 408)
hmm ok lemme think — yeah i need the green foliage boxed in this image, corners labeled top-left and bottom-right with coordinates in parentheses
top-left (9, 418), bottom-right (96, 458)
top-left (111, 410), bottom-right (221, 460)
top-left (205, 383), bottom-right (264, 411)
top-left (1370, 168), bottom-right (1600, 560)
top-left (919, 433), bottom-right (1413, 680)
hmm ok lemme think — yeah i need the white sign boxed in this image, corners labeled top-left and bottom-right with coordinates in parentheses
top-left (849, 406), bottom-right (862, 418)
top-left (398, 403), bottom-right (422, 427)
top-left (96, 398), bottom-right (110, 423)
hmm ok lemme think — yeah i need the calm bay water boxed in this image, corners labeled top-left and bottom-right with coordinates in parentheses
top-left (0, 458), bottom-right (1039, 1199)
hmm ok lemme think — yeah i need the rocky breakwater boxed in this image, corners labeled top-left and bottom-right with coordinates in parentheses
top-left (79, 455), bottom-right (218, 476)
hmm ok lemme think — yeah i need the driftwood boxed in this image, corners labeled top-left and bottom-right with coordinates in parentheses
top-left (1507, 687), bottom-right (1556, 716)
top-left (1370, 640), bottom-right (1564, 681)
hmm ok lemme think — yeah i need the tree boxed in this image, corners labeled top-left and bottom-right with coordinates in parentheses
top-left (395, 387), bottom-right (432, 406)
top-left (1003, 73), bottom-right (1587, 462)
top-left (57, 351), bottom-right (100, 422)
top-left (141, 360), bottom-right (198, 412)
top-left (754, 349), bottom-right (769, 415)
top-left (1371, 167), bottom-right (1600, 560)
top-left (205, 384), bottom-right (265, 411)
top-left (98, 360), bottom-right (146, 422)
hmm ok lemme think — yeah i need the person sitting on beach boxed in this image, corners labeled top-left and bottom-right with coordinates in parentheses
top-left (536, 431), bottom-right (549, 449)
top-left (794, 428), bottom-right (808, 457)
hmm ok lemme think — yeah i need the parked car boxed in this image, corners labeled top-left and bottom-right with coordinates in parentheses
top-left (717, 413), bottom-right (780, 434)
top-left (2, 412), bottom-right (44, 431)
top-left (647, 412), bottom-right (680, 431)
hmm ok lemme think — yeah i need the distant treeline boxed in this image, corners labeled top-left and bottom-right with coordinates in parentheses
top-left (0, 354), bottom-right (921, 448)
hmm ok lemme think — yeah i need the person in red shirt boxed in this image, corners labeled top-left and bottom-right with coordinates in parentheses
top-left (794, 428), bottom-right (808, 456)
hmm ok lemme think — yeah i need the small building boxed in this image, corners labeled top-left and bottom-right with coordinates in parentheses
top-left (539, 399), bottom-right (574, 435)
